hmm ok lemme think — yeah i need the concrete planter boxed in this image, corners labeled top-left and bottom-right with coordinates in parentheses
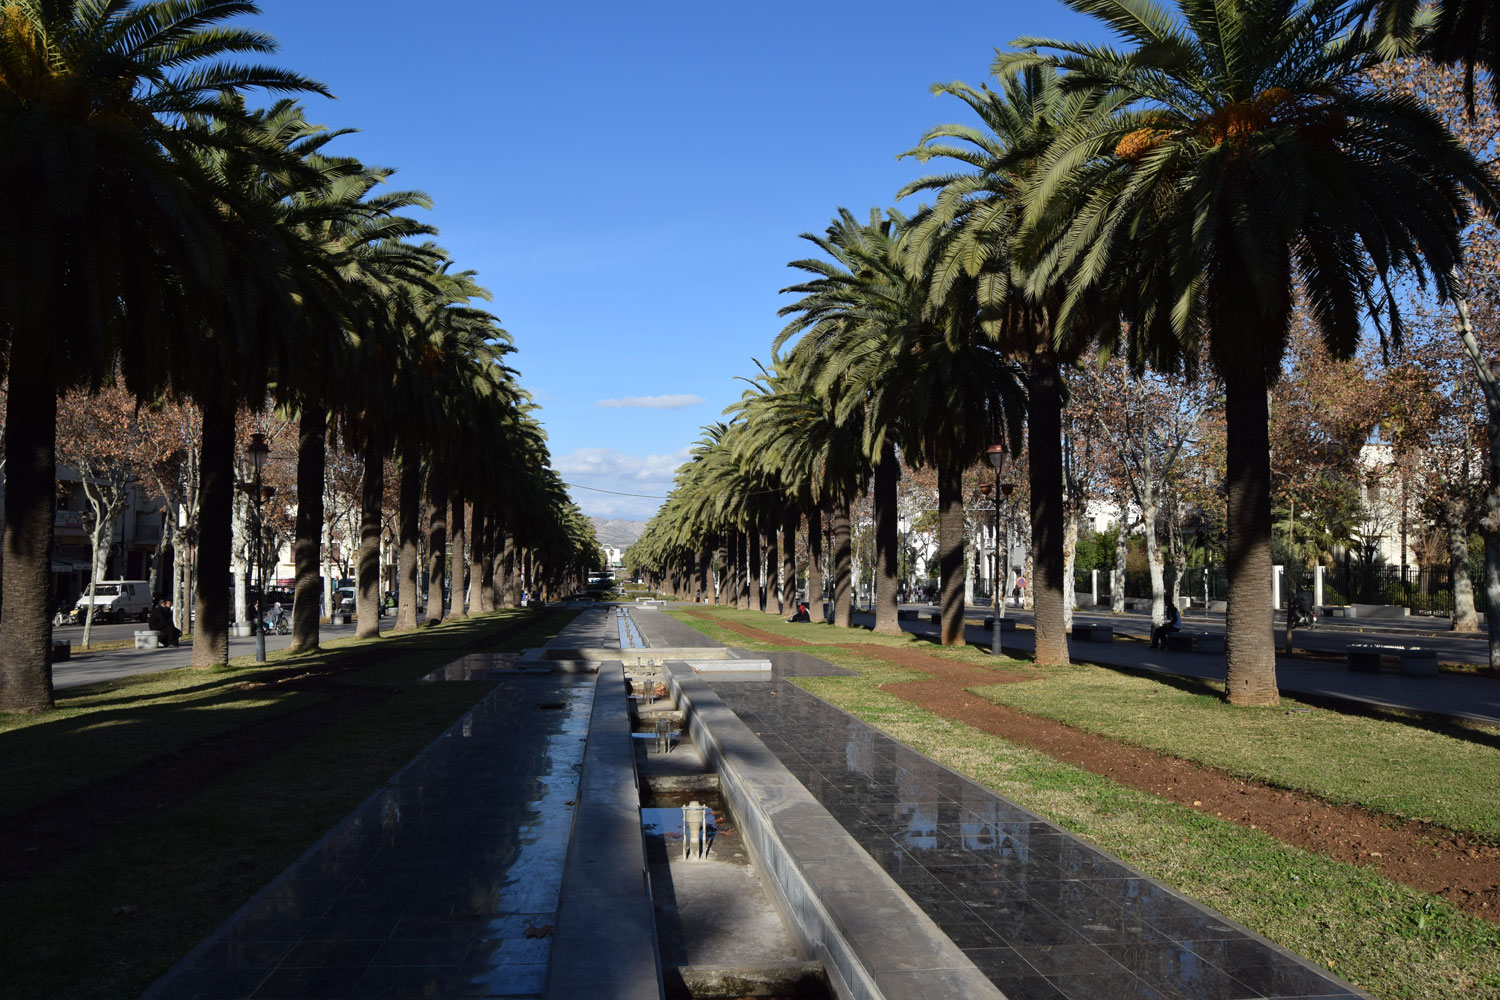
top-left (1348, 604), bottom-right (1411, 619)
top-left (231, 622), bottom-right (253, 638)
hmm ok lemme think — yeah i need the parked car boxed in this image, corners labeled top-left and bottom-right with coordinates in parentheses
top-left (74, 580), bottom-right (152, 623)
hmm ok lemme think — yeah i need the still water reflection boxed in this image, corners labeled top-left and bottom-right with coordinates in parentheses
top-left (145, 673), bottom-right (593, 1000)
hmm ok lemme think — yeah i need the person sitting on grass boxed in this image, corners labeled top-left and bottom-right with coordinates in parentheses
top-left (1149, 600), bottom-right (1182, 650)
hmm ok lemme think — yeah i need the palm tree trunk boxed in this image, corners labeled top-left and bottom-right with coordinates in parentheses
top-left (396, 447), bottom-right (421, 631)
top-left (356, 438), bottom-right (383, 639)
top-left (290, 406), bottom-right (325, 652)
top-left (713, 540), bottom-right (726, 604)
top-left (473, 505), bottom-right (491, 612)
top-left (1222, 368), bottom-right (1279, 706)
top-left (747, 528), bottom-right (762, 612)
top-left (0, 355), bottom-right (57, 710)
top-left (1029, 363), bottom-right (1070, 665)
top-left (938, 462), bottom-right (966, 646)
top-left (873, 442), bottom-right (901, 635)
top-left (763, 528), bottom-right (780, 614)
top-left (806, 507), bottom-right (824, 622)
top-left (502, 530), bottom-right (518, 607)
top-left (425, 467), bottom-right (448, 623)
top-left (726, 531), bottom-right (740, 608)
top-left (832, 498), bottom-right (854, 627)
top-left (696, 545), bottom-right (710, 601)
top-left (191, 398), bottom-right (234, 668)
top-left (449, 487), bottom-right (467, 619)
top-left (781, 503), bottom-right (798, 614)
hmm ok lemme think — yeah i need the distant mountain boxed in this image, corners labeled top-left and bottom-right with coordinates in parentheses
top-left (591, 517), bottom-right (646, 549)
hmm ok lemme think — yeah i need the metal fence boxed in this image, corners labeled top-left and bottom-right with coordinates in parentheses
top-left (1072, 563), bottom-right (1483, 618)
top-left (1326, 564), bottom-right (1487, 617)
top-left (1072, 567), bottom-right (1228, 606)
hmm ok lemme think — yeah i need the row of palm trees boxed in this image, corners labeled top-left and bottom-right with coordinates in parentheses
top-left (627, 0), bottom-right (1499, 706)
top-left (0, 1), bottom-right (599, 713)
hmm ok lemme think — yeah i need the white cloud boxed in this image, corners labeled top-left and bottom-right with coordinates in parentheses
top-left (553, 447), bottom-right (691, 521)
top-left (595, 394), bottom-right (704, 410)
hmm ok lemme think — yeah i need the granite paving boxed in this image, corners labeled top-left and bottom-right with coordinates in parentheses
top-left (708, 675), bottom-right (1368, 1000)
top-left (143, 671), bottom-right (593, 1000)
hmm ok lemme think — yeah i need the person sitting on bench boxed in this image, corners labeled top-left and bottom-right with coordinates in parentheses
top-left (149, 597), bottom-right (182, 647)
top-left (1149, 600), bottom-right (1182, 649)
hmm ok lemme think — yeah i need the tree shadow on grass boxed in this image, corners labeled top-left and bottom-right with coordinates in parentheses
top-left (0, 609), bottom-right (577, 819)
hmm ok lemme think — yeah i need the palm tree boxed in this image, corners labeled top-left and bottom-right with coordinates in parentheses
top-left (1006, 0), bottom-right (1498, 703)
top-left (1364, 0), bottom-right (1497, 106)
top-left (899, 67), bottom-right (1117, 663)
top-left (776, 210), bottom-right (914, 635)
top-left (287, 153), bottom-right (436, 650)
top-left (0, 0), bottom-right (320, 709)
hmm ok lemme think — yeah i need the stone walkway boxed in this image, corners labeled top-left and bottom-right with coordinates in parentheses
top-left (710, 671), bottom-right (1366, 1000)
top-left (142, 605), bottom-right (1376, 1000)
top-left (143, 667), bottom-right (593, 999)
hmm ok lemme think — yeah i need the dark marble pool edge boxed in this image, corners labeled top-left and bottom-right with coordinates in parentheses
top-left (667, 663), bottom-right (1006, 1000)
top-left (140, 675), bottom-right (532, 1000)
top-left (706, 667), bottom-right (1375, 1000)
top-left (545, 661), bottom-right (666, 1000)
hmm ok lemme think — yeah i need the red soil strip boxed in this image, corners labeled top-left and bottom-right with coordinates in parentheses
top-left (873, 652), bottom-right (1500, 923)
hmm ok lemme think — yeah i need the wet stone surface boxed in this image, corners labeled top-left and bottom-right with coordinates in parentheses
top-left (146, 673), bottom-right (593, 1000)
top-left (420, 651), bottom-right (523, 681)
top-left (712, 679), bottom-right (1362, 1000)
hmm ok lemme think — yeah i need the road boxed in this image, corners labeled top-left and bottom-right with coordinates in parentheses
top-left (50, 617), bottom-right (396, 690)
top-left (833, 601), bottom-right (1492, 665)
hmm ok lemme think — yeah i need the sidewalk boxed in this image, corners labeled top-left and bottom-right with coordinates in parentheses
top-left (142, 624), bottom-right (599, 1000)
top-left (51, 619), bottom-right (395, 690)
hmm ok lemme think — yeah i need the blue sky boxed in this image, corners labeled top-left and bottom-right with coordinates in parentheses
top-left (256, 1), bottom-right (1108, 520)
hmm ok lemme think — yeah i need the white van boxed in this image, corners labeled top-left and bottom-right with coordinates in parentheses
top-left (75, 580), bottom-right (152, 623)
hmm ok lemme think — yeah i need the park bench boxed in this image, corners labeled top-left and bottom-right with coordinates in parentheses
top-left (897, 609), bottom-right (917, 621)
top-left (1071, 623), bottom-right (1114, 642)
top-left (51, 640), bottom-right (70, 661)
top-left (981, 617), bottom-right (1018, 631)
top-left (1164, 631), bottom-right (1225, 653)
top-left (1346, 643), bottom-right (1438, 676)
top-left (133, 630), bottom-right (161, 650)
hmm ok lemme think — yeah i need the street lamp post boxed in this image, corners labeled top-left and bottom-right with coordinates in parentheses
top-left (985, 444), bottom-right (1009, 657)
top-left (244, 433), bottom-right (271, 663)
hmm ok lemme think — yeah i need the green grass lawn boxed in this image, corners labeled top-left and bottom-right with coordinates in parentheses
top-left (969, 667), bottom-right (1500, 841)
top-left (668, 607), bottom-right (1500, 1000)
top-left (1, 608), bottom-right (576, 1000)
